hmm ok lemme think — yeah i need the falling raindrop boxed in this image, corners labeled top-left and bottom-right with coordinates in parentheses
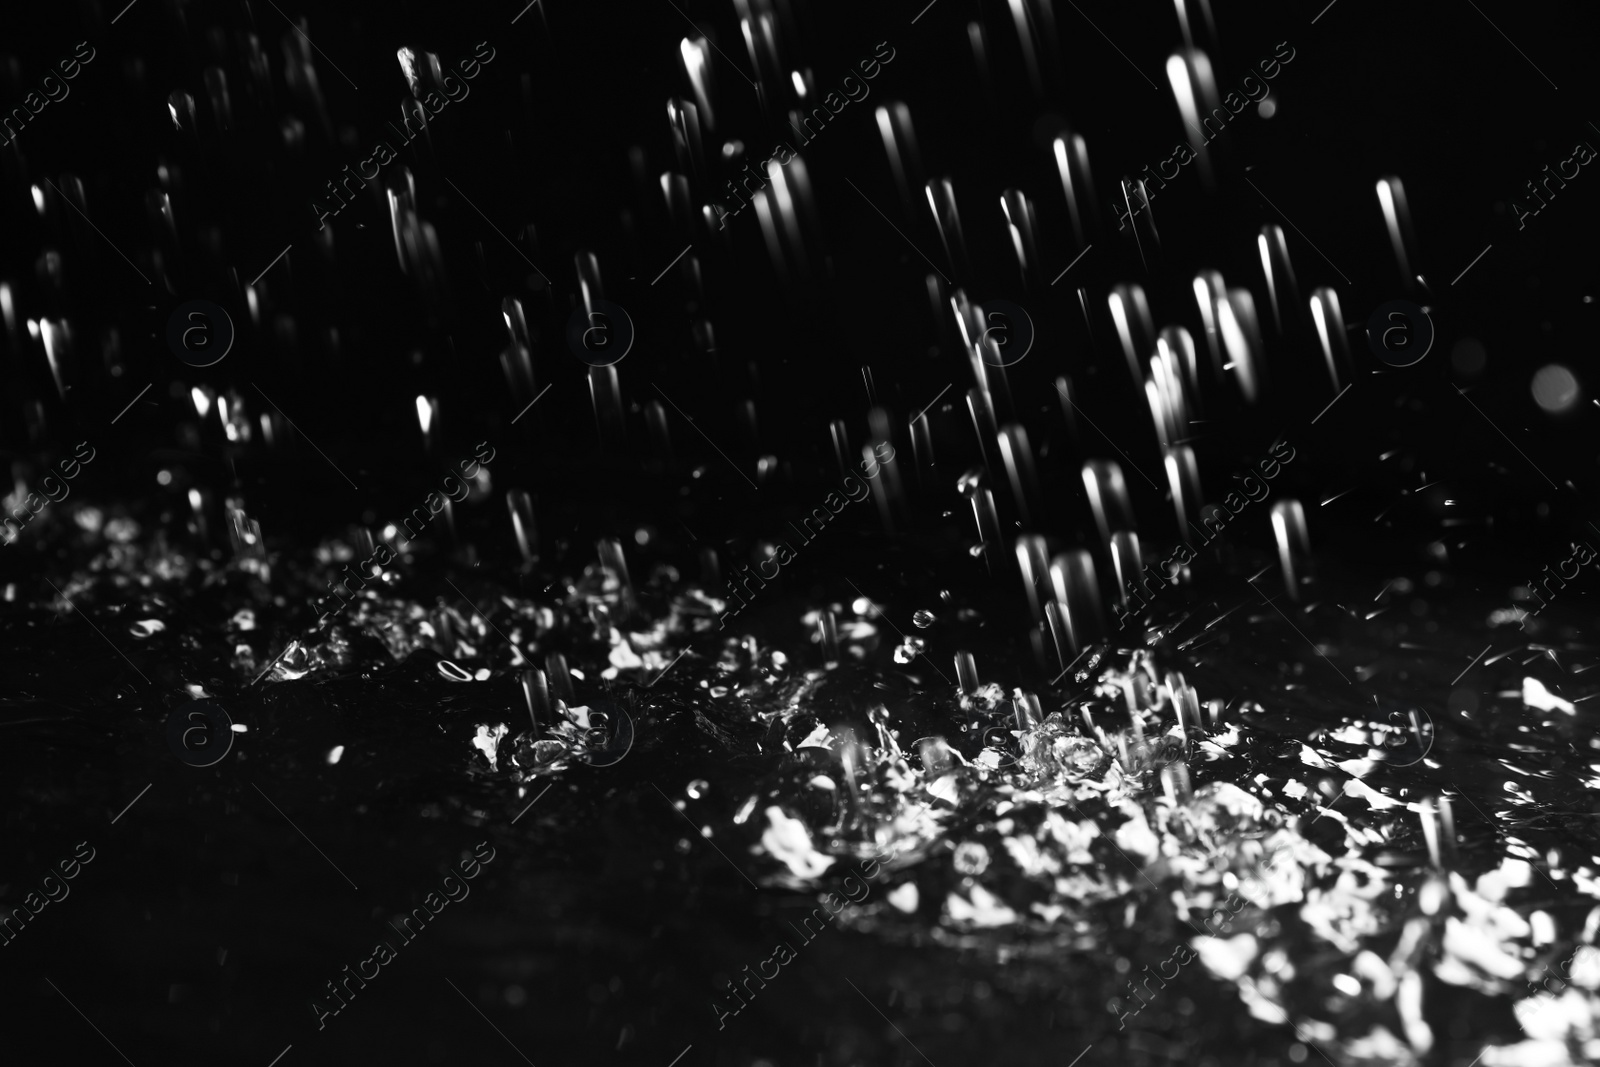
top-left (1531, 364), bottom-right (1580, 413)
top-left (1270, 499), bottom-right (1311, 601)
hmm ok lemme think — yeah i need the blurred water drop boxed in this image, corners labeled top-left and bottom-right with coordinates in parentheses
top-left (1419, 797), bottom-right (1442, 868)
top-left (188, 489), bottom-right (211, 544)
top-left (1082, 460), bottom-right (1134, 548)
top-left (1161, 761), bottom-right (1192, 801)
top-left (1166, 50), bottom-right (1221, 190)
top-left (1007, 692), bottom-right (1038, 733)
top-left (1146, 347), bottom-right (1187, 450)
top-left (829, 420), bottom-right (852, 478)
top-left (1192, 271), bottom-right (1227, 381)
top-left (1270, 499), bottom-right (1310, 601)
top-left (1256, 225), bottom-right (1300, 336)
top-left (1218, 288), bottom-right (1263, 403)
top-left (598, 537), bottom-right (636, 616)
top-left (967, 484), bottom-right (1002, 567)
top-left (546, 651), bottom-right (575, 702)
top-left (918, 736), bottom-right (955, 777)
top-left (414, 395), bottom-right (439, 453)
top-left (699, 545), bottom-right (721, 589)
top-left (817, 610), bottom-right (840, 664)
top-left (1119, 176), bottom-right (1162, 271)
top-left (875, 102), bottom-right (924, 220)
top-left (1110, 532), bottom-right (1144, 606)
top-left (1044, 601), bottom-right (1073, 668)
top-left (678, 37), bottom-right (715, 129)
top-left (910, 411), bottom-right (935, 484)
top-left (954, 650), bottom-right (980, 695)
top-left (894, 636), bottom-right (926, 664)
top-left (438, 660), bottom-right (473, 683)
top-left (1172, 0), bottom-right (1218, 51)
top-left (1437, 795), bottom-right (1457, 865)
top-left (666, 98), bottom-right (705, 182)
top-left (1051, 133), bottom-right (1096, 250)
top-left (1049, 550), bottom-right (1104, 652)
top-left (1165, 446), bottom-right (1202, 535)
top-left (966, 386), bottom-right (1000, 476)
top-left (1015, 535), bottom-right (1050, 622)
top-left (1021, 717), bottom-right (1105, 778)
top-left (1108, 284), bottom-right (1155, 390)
top-left (520, 667), bottom-right (549, 735)
top-left (1375, 176), bottom-right (1421, 294)
top-left (506, 490), bottom-right (537, 566)
top-left (226, 505), bottom-right (264, 562)
top-left (997, 425), bottom-right (1040, 528)
top-left (589, 365), bottom-right (627, 448)
top-left (925, 178), bottom-right (969, 279)
top-left (1308, 288), bottom-right (1350, 393)
top-left (1000, 189), bottom-right (1040, 285)
top-left (1531, 364), bottom-right (1579, 413)
top-left (1157, 327), bottom-right (1201, 408)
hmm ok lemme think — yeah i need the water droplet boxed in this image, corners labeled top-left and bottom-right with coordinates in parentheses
top-left (953, 841), bottom-right (990, 875)
top-left (1531, 364), bottom-right (1580, 413)
top-left (894, 636), bottom-right (926, 663)
top-left (912, 609), bottom-right (935, 628)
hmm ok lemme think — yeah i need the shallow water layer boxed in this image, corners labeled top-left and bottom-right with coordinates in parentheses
top-left (3, 503), bottom-right (1598, 1067)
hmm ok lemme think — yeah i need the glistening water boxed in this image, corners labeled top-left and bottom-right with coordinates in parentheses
top-left (4, 476), bottom-right (1598, 1066)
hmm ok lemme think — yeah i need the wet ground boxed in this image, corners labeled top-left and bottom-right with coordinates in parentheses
top-left (4, 480), bottom-right (1599, 1067)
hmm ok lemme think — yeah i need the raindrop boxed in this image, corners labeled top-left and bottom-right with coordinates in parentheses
top-left (1082, 460), bottom-right (1134, 548)
top-left (1051, 133), bottom-right (1095, 250)
top-left (817, 610), bottom-right (840, 664)
top-left (1193, 271), bottom-right (1228, 380)
top-left (1308, 288), bottom-right (1350, 393)
top-left (894, 636), bottom-right (926, 663)
top-left (1375, 176), bottom-right (1421, 294)
top-left (1256, 225), bottom-right (1300, 336)
top-left (1270, 499), bottom-right (1311, 601)
top-left (954, 650), bottom-right (980, 695)
top-left (438, 660), bottom-right (473, 683)
top-left (506, 490), bottom-right (538, 566)
top-left (546, 652), bottom-right (575, 702)
top-left (998, 425), bottom-right (1040, 528)
top-left (1218, 289), bottom-right (1264, 403)
top-left (1165, 446), bottom-right (1202, 535)
top-left (1531, 364), bottom-right (1579, 413)
top-left (520, 668), bottom-right (549, 735)
top-left (1108, 284), bottom-right (1156, 390)
top-left (1049, 551), bottom-right (1104, 653)
top-left (1110, 532), bottom-right (1144, 605)
top-left (874, 103), bottom-right (924, 219)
